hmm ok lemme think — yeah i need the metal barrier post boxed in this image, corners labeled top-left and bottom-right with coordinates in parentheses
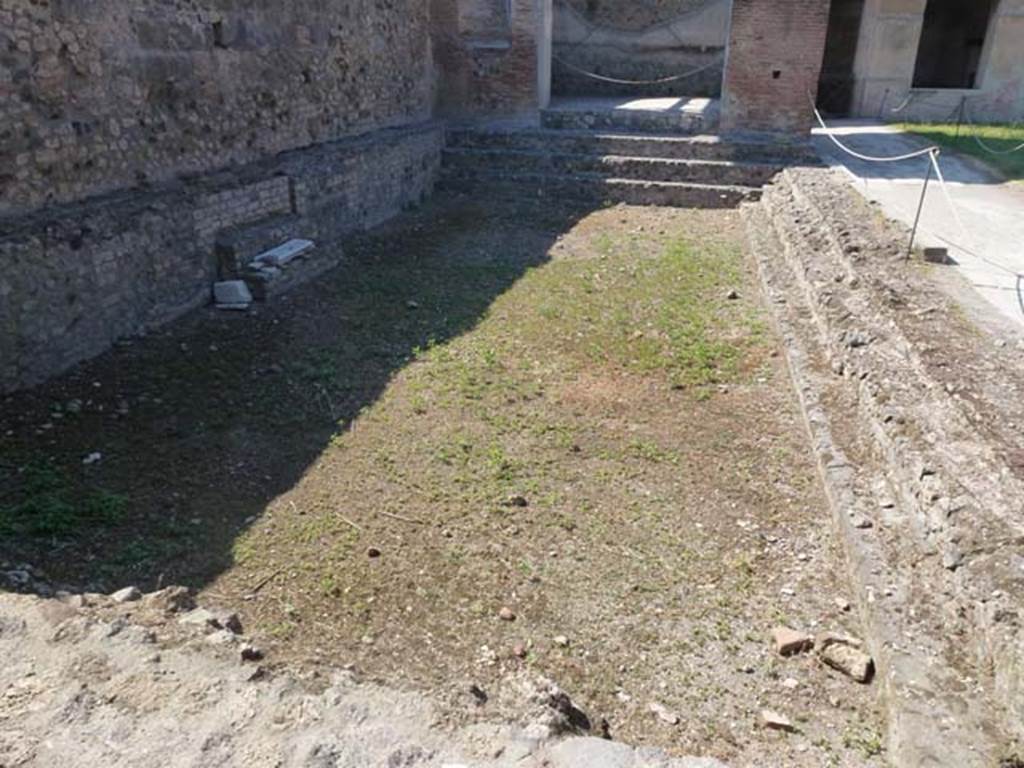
top-left (907, 150), bottom-right (935, 260)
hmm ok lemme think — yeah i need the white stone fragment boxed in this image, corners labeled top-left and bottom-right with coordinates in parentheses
top-left (214, 280), bottom-right (253, 307)
top-left (252, 239), bottom-right (315, 268)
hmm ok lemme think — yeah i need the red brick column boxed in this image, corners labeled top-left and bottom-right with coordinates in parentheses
top-left (721, 0), bottom-right (832, 133)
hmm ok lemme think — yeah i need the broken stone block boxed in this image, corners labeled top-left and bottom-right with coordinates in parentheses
top-left (817, 633), bottom-right (874, 683)
top-left (252, 238), bottom-right (315, 268)
top-left (214, 280), bottom-right (253, 308)
top-left (144, 586), bottom-right (194, 614)
top-left (110, 586), bottom-right (142, 603)
top-left (761, 709), bottom-right (796, 732)
top-left (923, 247), bottom-right (952, 265)
top-left (240, 644), bottom-right (264, 662)
top-left (772, 626), bottom-right (813, 656)
top-left (648, 701), bottom-right (680, 725)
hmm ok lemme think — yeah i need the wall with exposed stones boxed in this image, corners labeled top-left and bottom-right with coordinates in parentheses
top-left (0, 0), bottom-right (435, 216)
top-left (0, 0), bottom-right (444, 394)
top-left (0, 124), bottom-right (443, 394)
top-left (552, 0), bottom-right (729, 98)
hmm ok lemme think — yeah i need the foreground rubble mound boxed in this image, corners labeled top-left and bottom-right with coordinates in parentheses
top-left (0, 588), bottom-right (725, 767)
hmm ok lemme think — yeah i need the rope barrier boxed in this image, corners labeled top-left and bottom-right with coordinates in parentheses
top-left (552, 53), bottom-right (723, 86)
top-left (812, 104), bottom-right (939, 162)
top-left (811, 96), bottom-right (1024, 292)
top-left (962, 104), bottom-right (1024, 156)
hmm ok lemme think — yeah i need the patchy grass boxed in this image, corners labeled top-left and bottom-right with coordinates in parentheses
top-left (0, 462), bottom-right (127, 537)
top-left (0, 196), bottom-right (881, 766)
top-left (900, 122), bottom-right (1024, 181)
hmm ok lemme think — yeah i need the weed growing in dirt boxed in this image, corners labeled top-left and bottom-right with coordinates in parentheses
top-left (0, 461), bottom-right (127, 537)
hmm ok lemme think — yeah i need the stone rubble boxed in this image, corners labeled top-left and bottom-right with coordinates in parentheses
top-left (214, 279), bottom-right (254, 310)
top-left (760, 710), bottom-right (796, 733)
top-left (0, 587), bottom-right (736, 767)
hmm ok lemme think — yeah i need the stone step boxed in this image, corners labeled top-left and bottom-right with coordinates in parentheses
top-left (540, 105), bottom-right (714, 135)
top-left (439, 170), bottom-right (759, 209)
top-left (442, 147), bottom-right (781, 187)
top-left (446, 127), bottom-right (816, 165)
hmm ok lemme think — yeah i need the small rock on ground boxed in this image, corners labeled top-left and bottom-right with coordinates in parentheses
top-left (772, 626), bottom-right (813, 656)
top-left (761, 709), bottom-right (796, 733)
top-left (817, 634), bottom-right (874, 683)
top-left (110, 586), bottom-right (142, 603)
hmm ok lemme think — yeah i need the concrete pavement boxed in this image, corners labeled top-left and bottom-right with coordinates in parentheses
top-left (811, 120), bottom-right (1024, 328)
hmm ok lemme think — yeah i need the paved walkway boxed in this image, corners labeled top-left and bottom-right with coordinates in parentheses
top-left (811, 120), bottom-right (1024, 327)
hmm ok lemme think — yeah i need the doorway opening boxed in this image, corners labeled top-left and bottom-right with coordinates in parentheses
top-left (912, 0), bottom-right (996, 89)
top-left (542, 0), bottom-right (729, 131)
top-left (816, 0), bottom-right (866, 115)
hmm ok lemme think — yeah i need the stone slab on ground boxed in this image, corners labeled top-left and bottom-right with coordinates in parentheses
top-left (252, 238), bottom-right (315, 268)
top-left (214, 280), bottom-right (253, 307)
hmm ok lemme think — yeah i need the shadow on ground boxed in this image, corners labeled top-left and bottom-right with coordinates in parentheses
top-left (0, 192), bottom-right (585, 593)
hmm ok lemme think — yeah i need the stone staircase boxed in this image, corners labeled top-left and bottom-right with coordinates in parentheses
top-left (441, 105), bottom-right (816, 209)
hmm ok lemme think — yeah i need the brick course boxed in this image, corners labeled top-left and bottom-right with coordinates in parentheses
top-left (721, 0), bottom-right (832, 133)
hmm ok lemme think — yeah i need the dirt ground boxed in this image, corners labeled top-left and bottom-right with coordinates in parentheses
top-left (0, 193), bottom-right (884, 766)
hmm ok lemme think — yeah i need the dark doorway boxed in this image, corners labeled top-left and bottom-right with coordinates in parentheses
top-left (817, 0), bottom-right (866, 116)
top-left (912, 0), bottom-right (995, 89)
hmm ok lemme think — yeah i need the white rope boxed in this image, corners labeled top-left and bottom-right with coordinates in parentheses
top-left (812, 105), bottom-right (939, 163)
top-left (926, 150), bottom-right (972, 249)
top-left (812, 98), bottom-right (1021, 281)
top-left (889, 92), bottom-right (915, 114)
top-left (552, 53), bottom-right (723, 86)
top-left (962, 105), bottom-right (1024, 156)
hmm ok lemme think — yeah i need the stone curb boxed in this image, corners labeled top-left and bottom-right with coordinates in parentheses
top-left (742, 198), bottom-right (1003, 767)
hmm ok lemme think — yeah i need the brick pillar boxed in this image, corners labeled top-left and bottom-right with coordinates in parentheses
top-left (720, 0), bottom-right (832, 134)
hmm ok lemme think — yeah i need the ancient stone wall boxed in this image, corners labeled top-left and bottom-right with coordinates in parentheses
top-left (720, 0), bottom-right (831, 133)
top-left (0, 0), bottom-right (435, 217)
top-left (0, 0), bottom-right (443, 394)
top-left (0, 124), bottom-right (443, 394)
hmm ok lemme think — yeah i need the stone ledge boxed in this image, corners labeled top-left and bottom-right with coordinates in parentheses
top-left (1, 121), bottom-right (444, 395)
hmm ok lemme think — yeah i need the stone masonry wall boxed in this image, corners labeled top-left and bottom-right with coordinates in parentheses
top-left (0, 0), bottom-right (442, 394)
top-left (0, 124), bottom-right (444, 394)
top-left (0, 0), bottom-right (435, 217)
top-left (720, 0), bottom-right (832, 133)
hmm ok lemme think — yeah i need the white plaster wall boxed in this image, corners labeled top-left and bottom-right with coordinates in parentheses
top-left (850, 0), bottom-right (1024, 122)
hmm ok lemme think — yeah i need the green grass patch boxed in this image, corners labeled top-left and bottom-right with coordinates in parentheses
top-left (523, 236), bottom-right (763, 388)
top-left (900, 121), bottom-right (1024, 181)
top-left (0, 462), bottom-right (128, 537)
